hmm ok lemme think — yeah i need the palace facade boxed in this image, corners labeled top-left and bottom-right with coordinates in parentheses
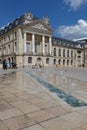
top-left (0, 12), bottom-right (85, 67)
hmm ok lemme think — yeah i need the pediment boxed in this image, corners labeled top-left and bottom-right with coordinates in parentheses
top-left (28, 20), bottom-right (53, 32)
top-left (32, 24), bottom-right (48, 31)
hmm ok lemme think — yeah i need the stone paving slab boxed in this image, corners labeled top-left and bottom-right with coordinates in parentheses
top-left (22, 124), bottom-right (46, 130)
top-left (3, 115), bottom-right (36, 130)
top-left (0, 68), bottom-right (87, 130)
top-left (27, 109), bottom-right (55, 123)
top-left (0, 121), bottom-right (8, 130)
top-left (40, 117), bottom-right (77, 130)
top-left (10, 100), bottom-right (41, 114)
top-left (0, 108), bottom-right (24, 120)
top-left (61, 112), bottom-right (87, 125)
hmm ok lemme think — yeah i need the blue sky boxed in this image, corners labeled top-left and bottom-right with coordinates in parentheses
top-left (0, 0), bottom-right (87, 40)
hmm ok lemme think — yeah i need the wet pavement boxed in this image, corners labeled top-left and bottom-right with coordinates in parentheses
top-left (0, 67), bottom-right (87, 130)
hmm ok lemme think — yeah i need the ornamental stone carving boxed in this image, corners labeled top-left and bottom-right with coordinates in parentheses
top-left (32, 24), bottom-right (48, 30)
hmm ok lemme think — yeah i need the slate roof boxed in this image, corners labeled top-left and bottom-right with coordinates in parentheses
top-left (52, 36), bottom-right (84, 48)
top-left (0, 12), bottom-right (39, 36)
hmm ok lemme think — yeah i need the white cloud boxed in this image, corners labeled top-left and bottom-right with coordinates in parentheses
top-left (64, 0), bottom-right (87, 10)
top-left (55, 19), bottom-right (87, 40)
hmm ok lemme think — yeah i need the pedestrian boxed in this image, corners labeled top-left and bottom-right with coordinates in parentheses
top-left (3, 59), bottom-right (7, 70)
top-left (4, 59), bottom-right (7, 70)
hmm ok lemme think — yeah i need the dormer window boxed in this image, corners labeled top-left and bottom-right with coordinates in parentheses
top-left (5, 27), bottom-right (8, 32)
top-left (0, 30), bottom-right (3, 35)
top-left (15, 18), bottom-right (19, 25)
top-left (9, 23), bottom-right (13, 29)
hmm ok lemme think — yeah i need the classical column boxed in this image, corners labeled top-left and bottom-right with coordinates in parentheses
top-left (49, 36), bottom-right (52, 55)
top-left (42, 36), bottom-right (45, 55)
top-left (24, 32), bottom-right (27, 53)
top-left (32, 34), bottom-right (35, 54)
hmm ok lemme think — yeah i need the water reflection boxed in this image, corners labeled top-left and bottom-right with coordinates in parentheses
top-left (27, 67), bottom-right (87, 107)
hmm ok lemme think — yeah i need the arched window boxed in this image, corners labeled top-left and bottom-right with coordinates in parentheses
top-left (71, 50), bottom-right (73, 58)
top-left (67, 50), bottom-right (69, 57)
top-left (46, 58), bottom-right (49, 64)
top-left (63, 60), bottom-right (65, 65)
top-left (58, 59), bottom-right (61, 65)
top-left (67, 60), bottom-right (69, 65)
top-left (54, 48), bottom-right (56, 56)
top-left (54, 59), bottom-right (56, 65)
top-left (59, 49), bottom-right (61, 56)
top-left (63, 49), bottom-right (65, 57)
top-left (71, 60), bottom-right (73, 65)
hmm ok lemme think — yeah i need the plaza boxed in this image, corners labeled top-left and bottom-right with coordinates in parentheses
top-left (0, 67), bottom-right (87, 130)
top-left (0, 11), bottom-right (87, 130)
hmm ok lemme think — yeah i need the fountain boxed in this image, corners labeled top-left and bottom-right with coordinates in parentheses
top-left (26, 66), bottom-right (87, 107)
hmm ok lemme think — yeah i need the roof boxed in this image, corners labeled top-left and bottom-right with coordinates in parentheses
top-left (0, 12), bottom-right (40, 36)
top-left (52, 36), bottom-right (84, 48)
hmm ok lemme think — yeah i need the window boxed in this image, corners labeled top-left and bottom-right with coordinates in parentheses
top-left (63, 49), bottom-right (65, 57)
top-left (71, 50), bottom-right (73, 58)
top-left (4, 38), bottom-right (6, 42)
top-left (9, 23), bottom-right (12, 29)
top-left (78, 56), bottom-right (81, 58)
top-left (63, 60), bottom-right (65, 65)
top-left (59, 49), bottom-right (61, 56)
top-left (8, 35), bottom-right (10, 41)
top-left (0, 59), bottom-right (1, 63)
top-left (71, 60), bottom-right (73, 65)
top-left (58, 59), bottom-right (61, 65)
top-left (28, 57), bottom-right (32, 63)
top-left (46, 58), bottom-right (49, 64)
top-left (54, 59), bottom-right (56, 65)
top-left (77, 50), bottom-right (81, 53)
top-left (35, 43), bottom-right (38, 53)
top-left (14, 32), bottom-right (17, 39)
top-left (67, 60), bottom-right (69, 65)
top-left (54, 48), bottom-right (56, 56)
top-left (14, 42), bottom-right (17, 52)
top-left (45, 45), bottom-right (47, 54)
top-left (45, 36), bottom-right (49, 43)
top-left (0, 48), bottom-right (1, 55)
top-left (15, 19), bottom-right (19, 25)
top-left (3, 46), bottom-right (6, 55)
top-left (67, 50), bottom-right (69, 57)
top-left (26, 42), bottom-right (30, 53)
top-left (8, 45), bottom-right (10, 54)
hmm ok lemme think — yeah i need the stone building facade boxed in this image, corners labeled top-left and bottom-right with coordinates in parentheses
top-left (0, 12), bottom-right (84, 67)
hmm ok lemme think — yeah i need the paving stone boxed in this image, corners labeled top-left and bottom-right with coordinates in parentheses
top-left (40, 117), bottom-right (77, 130)
top-left (10, 100), bottom-right (41, 114)
top-left (0, 69), bottom-right (87, 130)
top-left (26, 97), bottom-right (45, 104)
top-left (22, 124), bottom-right (46, 130)
top-left (76, 107), bottom-right (87, 116)
top-left (27, 109), bottom-right (54, 123)
top-left (0, 103), bottom-right (13, 112)
top-left (2, 95), bottom-right (21, 103)
top-left (3, 115), bottom-right (36, 130)
top-left (71, 127), bottom-right (83, 130)
top-left (0, 108), bottom-right (24, 120)
top-left (61, 112), bottom-right (87, 125)
top-left (80, 122), bottom-right (87, 130)
top-left (46, 105), bottom-right (70, 117)
top-left (0, 121), bottom-right (8, 130)
top-left (36, 100), bottom-right (57, 109)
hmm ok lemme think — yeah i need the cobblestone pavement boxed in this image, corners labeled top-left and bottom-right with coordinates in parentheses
top-left (0, 67), bottom-right (87, 130)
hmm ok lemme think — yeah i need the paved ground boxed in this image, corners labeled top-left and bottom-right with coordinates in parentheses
top-left (0, 67), bottom-right (87, 130)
